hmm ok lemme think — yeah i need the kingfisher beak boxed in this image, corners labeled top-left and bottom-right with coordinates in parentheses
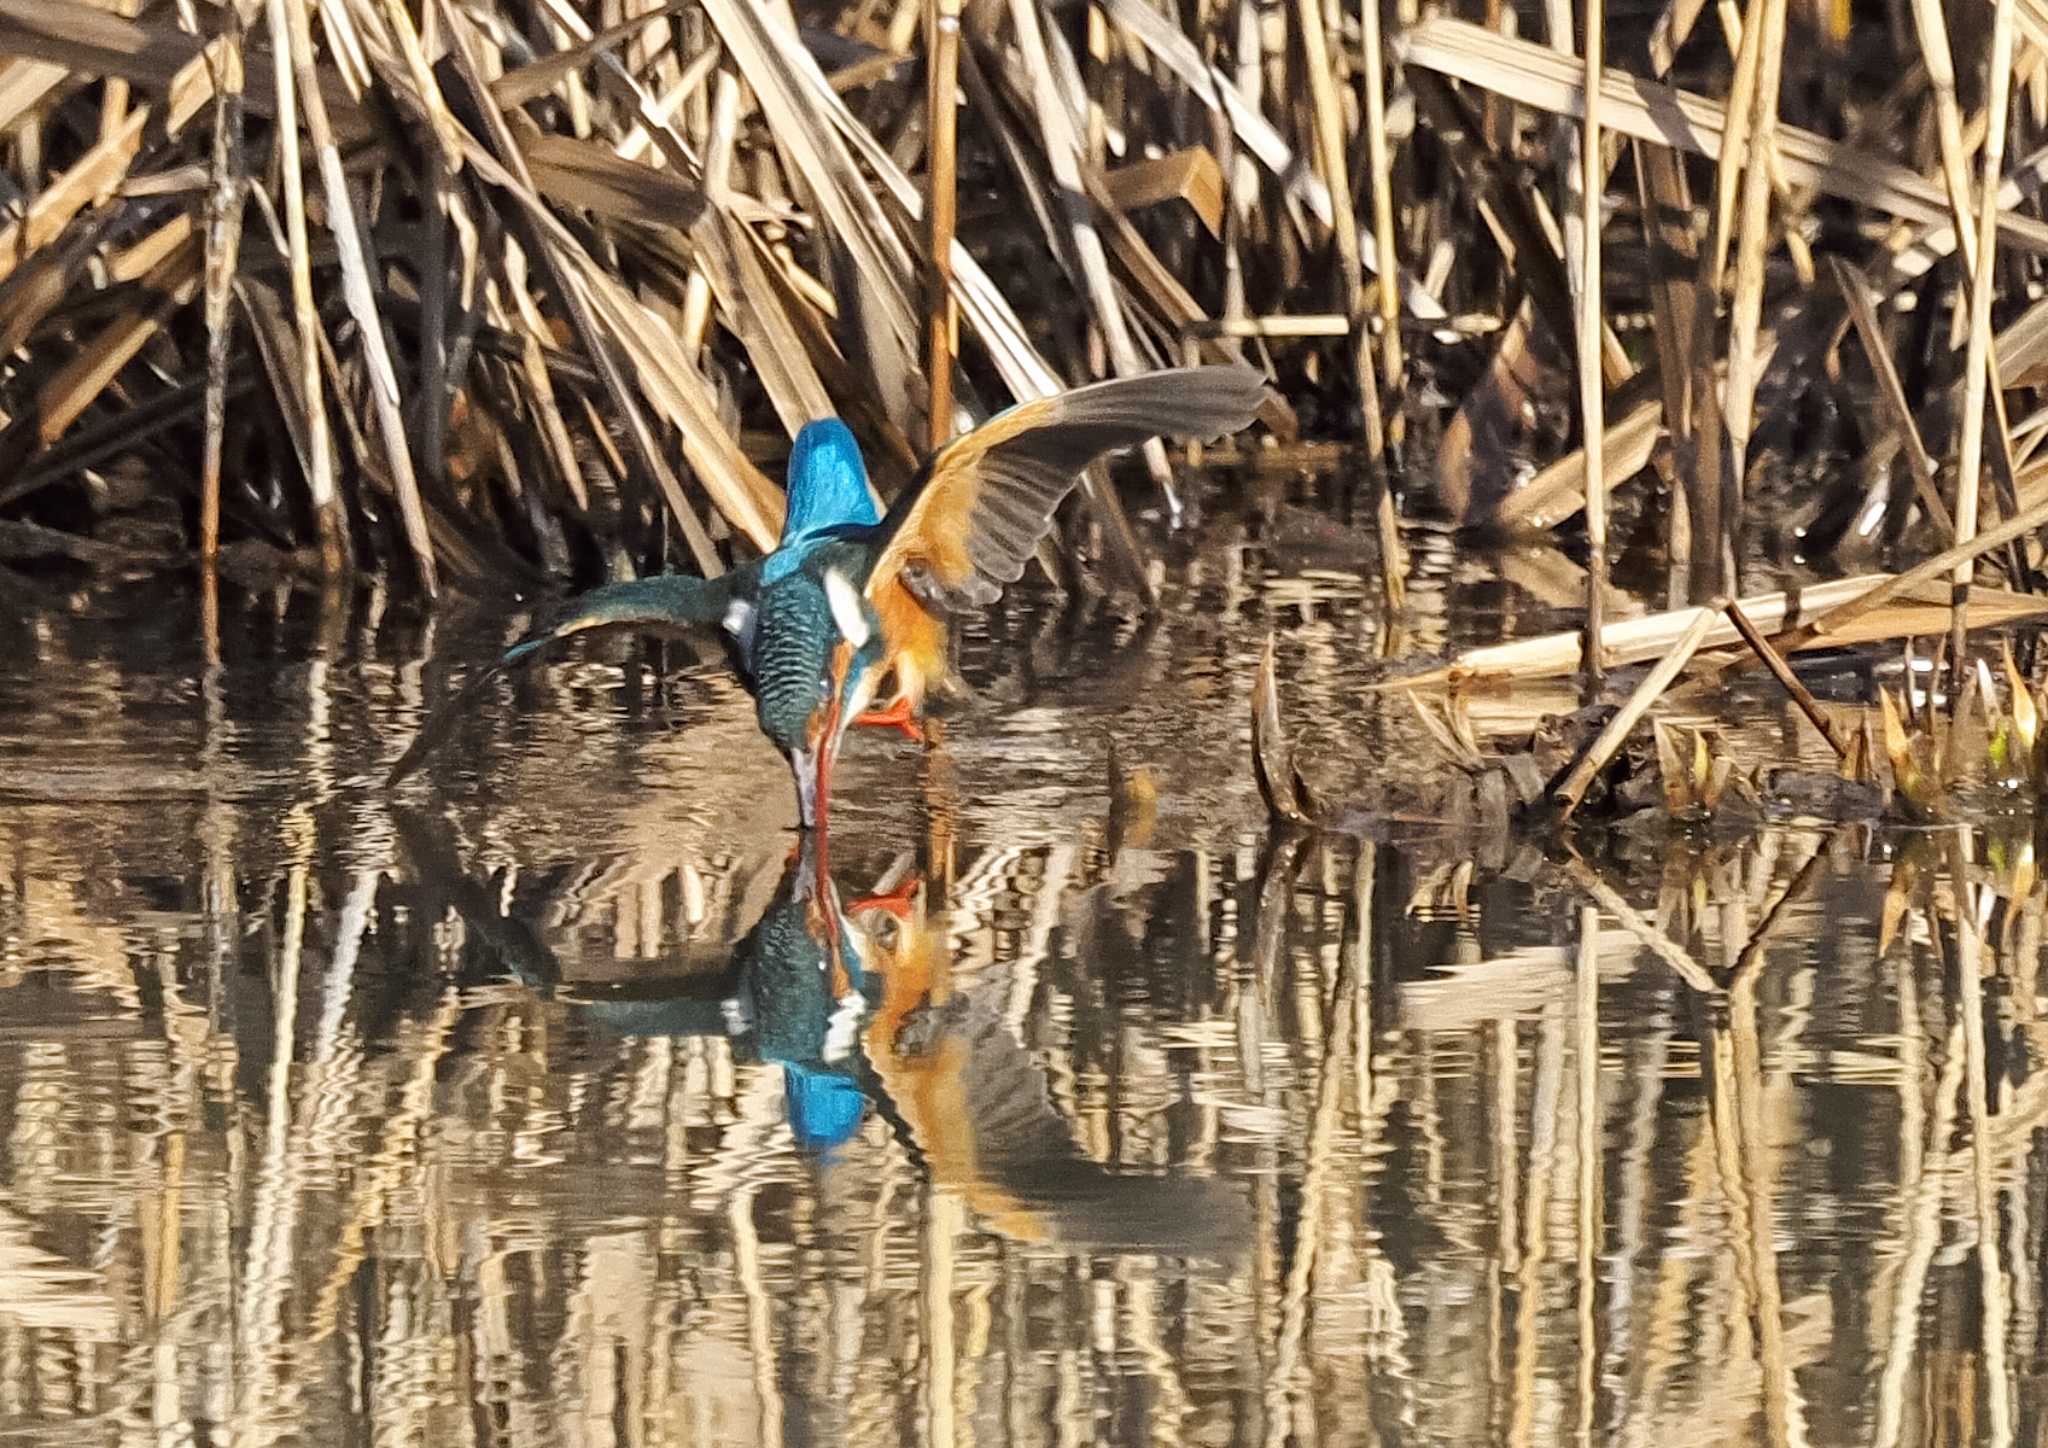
top-left (789, 745), bottom-right (822, 830)
top-left (790, 693), bottom-right (843, 833)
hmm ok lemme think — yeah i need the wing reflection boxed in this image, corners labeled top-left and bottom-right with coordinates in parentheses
top-left (396, 811), bottom-right (1248, 1260)
top-left (861, 888), bottom-right (1252, 1260)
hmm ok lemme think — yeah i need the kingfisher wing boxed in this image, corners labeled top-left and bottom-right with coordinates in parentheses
top-left (386, 567), bottom-right (753, 785)
top-left (866, 366), bottom-right (1265, 609)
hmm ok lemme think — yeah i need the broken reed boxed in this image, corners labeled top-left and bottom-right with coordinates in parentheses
top-left (0, 0), bottom-right (2042, 675)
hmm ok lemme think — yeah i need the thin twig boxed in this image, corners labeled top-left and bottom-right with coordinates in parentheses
top-left (1722, 598), bottom-right (1852, 760)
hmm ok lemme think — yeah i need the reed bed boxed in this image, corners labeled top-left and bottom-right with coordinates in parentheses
top-left (0, 0), bottom-right (2029, 623)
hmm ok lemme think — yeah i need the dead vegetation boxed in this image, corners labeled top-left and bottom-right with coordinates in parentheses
top-left (0, 0), bottom-right (1356, 599)
top-left (9, 0), bottom-right (2048, 829)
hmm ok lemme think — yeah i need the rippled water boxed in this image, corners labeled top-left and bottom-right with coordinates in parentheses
top-left (0, 519), bottom-right (2042, 1447)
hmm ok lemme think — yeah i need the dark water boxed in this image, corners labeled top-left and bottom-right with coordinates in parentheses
top-left (0, 520), bottom-right (2042, 1447)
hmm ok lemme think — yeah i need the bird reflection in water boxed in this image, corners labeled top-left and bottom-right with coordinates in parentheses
top-left (397, 812), bottom-right (1249, 1259)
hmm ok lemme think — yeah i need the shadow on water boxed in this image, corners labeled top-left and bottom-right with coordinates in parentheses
top-left (0, 526), bottom-right (2044, 1446)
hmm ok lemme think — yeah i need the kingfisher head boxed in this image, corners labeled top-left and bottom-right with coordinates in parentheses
top-left (781, 419), bottom-right (879, 549)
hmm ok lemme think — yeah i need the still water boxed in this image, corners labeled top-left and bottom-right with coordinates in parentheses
top-left (0, 519), bottom-right (2041, 1446)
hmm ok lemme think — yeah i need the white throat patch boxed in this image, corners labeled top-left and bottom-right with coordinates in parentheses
top-left (824, 569), bottom-right (871, 649)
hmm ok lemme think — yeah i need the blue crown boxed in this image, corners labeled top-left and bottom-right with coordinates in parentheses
top-left (782, 419), bottom-right (879, 544)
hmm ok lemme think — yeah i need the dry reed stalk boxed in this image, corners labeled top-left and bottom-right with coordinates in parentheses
top-left (1952, 2), bottom-right (2019, 676)
top-left (1796, 474), bottom-right (2048, 646)
top-left (1398, 19), bottom-right (2048, 245)
top-left (1392, 573), bottom-right (2048, 688)
top-left (1633, 140), bottom-right (1698, 601)
top-left (1296, 0), bottom-right (1402, 607)
top-left (440, 9), bottom-right (752, 563)
top-left (197, 11), bottom-right (245, 566)
top-left (377, 0), bottom-right (462, 164)
top-left (1554, 603), bottom-right (1719, 818)
top-left (1006, 0), bottom-right (1177, 513)
top-left (0, 29), bottom-right (230, 289)
top-left (1829, 257), bottom-right (1954, 536)
top-left (1358, 0), bottom-right (1403, 403)
top-left (1648, 0), bottom-right (1715, 78)
top-left (35, 239), bottom-right (201, 440)
top-left (678, 69), bottom-right (739, 357)
top-left (691, 210), bottom-right (836, 432)
top-left (1102, 0), bottom-right (1418, 296)
top-left (1909, 0), bottom-right (1986, 260)
top-left (1185, 314), bottom-right (1350, 338)
top-left (923, 0), bottom-right (961, 453)
top-left (766, 0), bottom-right (1158, 587)
top-left (1253, 632), bottom-right (1316, 825)
top-left (1905, 0), bottom-right (2027, 433)
top-left (1497, 397), bottom-right (1660, 531)
top-left (1891, 0), bottom-right (2032, 556)
top-left (1578, 0), bottom-right (1608, 690)
top-left (263, 0), bottom-right (342, 576)
top-left (1708, 0), bottom-right (1814, 285)
top-left (13, 0), bottom-right (2048, 648)
top-left (1084, 2), bottom-right (1110, 173)
top-left (703, 0), bottom-right (919, 353)
top-left (495, 243), bottom-right (589, 510)
top-left (284, 0), bottom-right (434, 593)
top-left (1718, 0), bottom-right (1789, 585)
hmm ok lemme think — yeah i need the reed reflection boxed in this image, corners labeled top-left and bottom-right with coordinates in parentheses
top-left (5, 597), bottom-right (2045, 1448)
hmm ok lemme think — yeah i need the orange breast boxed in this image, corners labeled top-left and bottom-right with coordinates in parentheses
top-left (873, 575), bottom-right (947, 712)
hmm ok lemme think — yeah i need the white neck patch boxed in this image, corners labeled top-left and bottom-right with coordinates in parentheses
top-left (824, 569), bottom-right (871, 649)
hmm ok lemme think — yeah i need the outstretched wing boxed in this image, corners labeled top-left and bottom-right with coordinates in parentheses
top-left (385, 568), bottom-right (752, 785)
top-left (866, 366), bottom-right (1265, 609)
top-left (500, 570), bottom-right (752, 663)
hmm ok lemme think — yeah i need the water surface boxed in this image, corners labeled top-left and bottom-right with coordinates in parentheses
top-left (0, 519), bottom-right (2041, 1446)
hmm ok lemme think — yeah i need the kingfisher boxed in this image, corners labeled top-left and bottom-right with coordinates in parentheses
top-left (389, 365), bottom-right (1266, 830)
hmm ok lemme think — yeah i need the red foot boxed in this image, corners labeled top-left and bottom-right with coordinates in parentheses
top-left (847, 875), bottom-right (921, 922)
top-left (853, 697), bottom-right (926, 744)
